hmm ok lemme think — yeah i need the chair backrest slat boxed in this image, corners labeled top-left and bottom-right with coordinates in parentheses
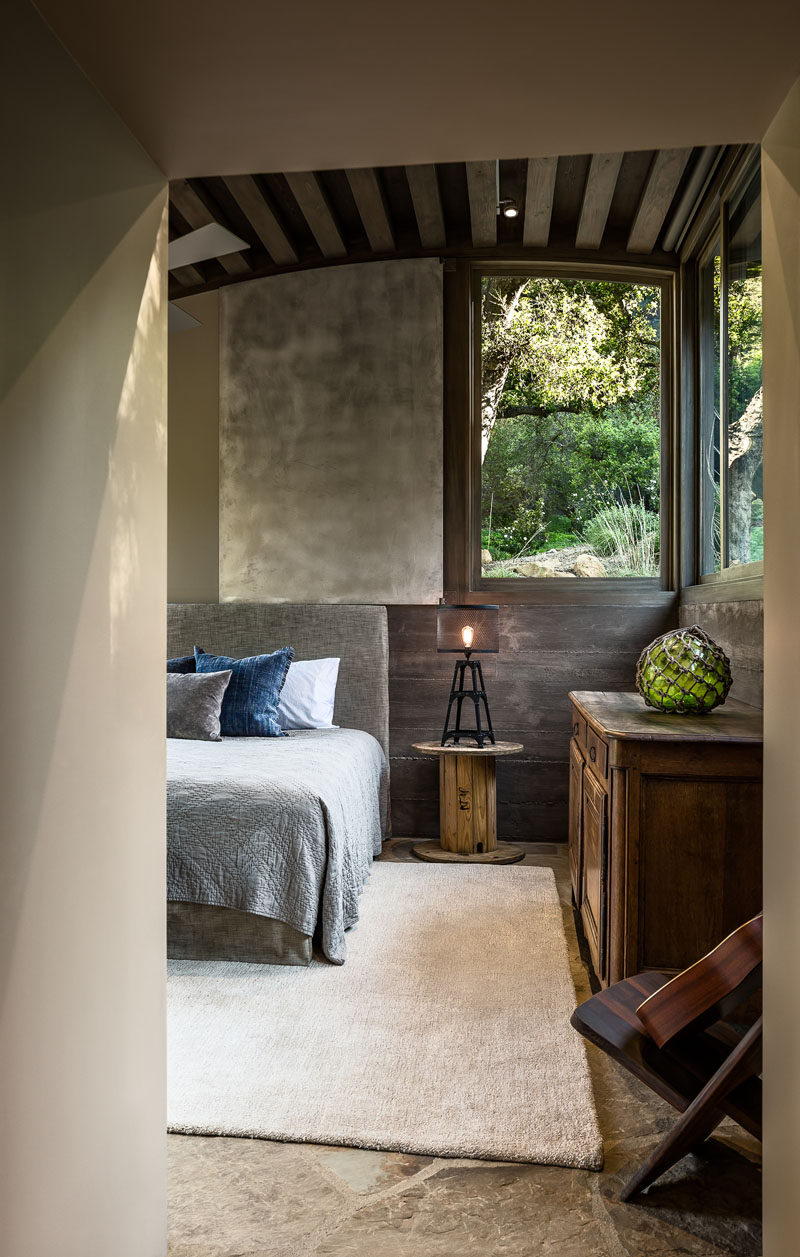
top-left (636, 915), bottom-right (762, 1048)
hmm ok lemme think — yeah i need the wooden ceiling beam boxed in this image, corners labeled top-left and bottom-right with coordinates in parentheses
top-left (523, 156), bottom-right (558, 247)
top-left (406, 164), bottom-right (446, 249)
top-left (628, 148), bottom-right (693, 254)
top-left (466, 161), bottom-right (497, 248)
top-left (661, 146), bottom-right (721, 252)
top-left (222, 174), bottom-right (297, 265)
top-left (284, 171), bottom-right (347, 258)
top-left (169, 179), bottom-right (251, 275)
top-left (576, 152), bottom-right (624, 249)
top-left (345, 167), bottom-right (394, 253)
top-left (170, 263), bottom-right (205, 287)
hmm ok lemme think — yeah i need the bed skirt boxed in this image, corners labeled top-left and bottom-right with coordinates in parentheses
top-left (167, 902), bottom-right (312, 966)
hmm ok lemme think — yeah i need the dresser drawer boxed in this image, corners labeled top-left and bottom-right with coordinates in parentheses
top-left (571, 709), bottom-right (588, 751)
top-left (586, 726), bottom-right (608, 780)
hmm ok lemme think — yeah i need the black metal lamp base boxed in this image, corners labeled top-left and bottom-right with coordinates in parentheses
top-left (441, 657), bottom-right (496, 747)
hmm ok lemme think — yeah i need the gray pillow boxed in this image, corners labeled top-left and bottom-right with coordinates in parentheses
top-left (167, 670), bottom-right (232, 741)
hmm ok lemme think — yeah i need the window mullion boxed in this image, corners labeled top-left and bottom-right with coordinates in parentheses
top-left (719, 202), bottom-right (730, 570)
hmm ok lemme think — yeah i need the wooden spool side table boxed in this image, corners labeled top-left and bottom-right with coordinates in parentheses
top-left (411, 741), bottom-right (525, 864)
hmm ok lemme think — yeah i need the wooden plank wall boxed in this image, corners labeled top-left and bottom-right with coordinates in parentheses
top-left (388, 600), bottom-right (678, 842)
top-left (679, 596), bottom-right (763, 708)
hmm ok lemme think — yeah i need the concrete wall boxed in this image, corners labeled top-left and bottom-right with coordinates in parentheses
top-left (762, 78), bottom-right (800, 1257)
top-left (219, 259), bottom-right (443, 604)
top-left (678, 597), bottom-right (763, 708)
top-left (168, 290), bottom-right (220, 601)
top-left (0, 5), bottom-right (167, 1255)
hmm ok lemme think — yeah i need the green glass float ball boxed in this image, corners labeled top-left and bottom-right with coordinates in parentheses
top-left (635, 625), bottom-right (732, 715)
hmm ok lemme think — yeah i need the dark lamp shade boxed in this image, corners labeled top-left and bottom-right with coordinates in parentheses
top-left (437, 604), bottom-right (499, 654)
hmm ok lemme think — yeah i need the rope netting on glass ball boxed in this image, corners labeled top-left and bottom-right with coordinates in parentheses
top-left (635, 624), bottom-right (733, 714)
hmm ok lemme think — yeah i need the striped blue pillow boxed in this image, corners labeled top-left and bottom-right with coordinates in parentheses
top-left (194, 645), bottom-right (294, 737)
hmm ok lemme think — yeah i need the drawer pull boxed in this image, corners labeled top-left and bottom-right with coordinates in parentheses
top-left (589, 745), bottom-right (597, 763)
top-left (573, 721), bottom-right (579, 737)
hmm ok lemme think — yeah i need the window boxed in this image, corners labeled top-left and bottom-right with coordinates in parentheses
top-left (698, 165), bottom-right (763, 575)
top-left (478, 272), bottom-right (664, 581)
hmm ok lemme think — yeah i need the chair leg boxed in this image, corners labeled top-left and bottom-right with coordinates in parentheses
top-left (620, 1017), bottom-right (763, 1201)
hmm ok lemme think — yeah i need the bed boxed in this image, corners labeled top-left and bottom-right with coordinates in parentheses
top-left (166, 602), bottom-right (390, 965)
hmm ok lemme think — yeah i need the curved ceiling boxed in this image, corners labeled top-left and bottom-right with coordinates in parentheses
top-left (33, 0), bottom-right (800, 179)
top-left (167, 147), bottom-right (739, 298)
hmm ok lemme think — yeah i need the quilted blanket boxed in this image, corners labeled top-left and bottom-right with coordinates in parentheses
top-left (167, 729), bottom-right (386, 963)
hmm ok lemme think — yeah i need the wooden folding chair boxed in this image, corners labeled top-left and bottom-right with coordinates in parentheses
top-left (571, 914), bottom-right (762, 1200)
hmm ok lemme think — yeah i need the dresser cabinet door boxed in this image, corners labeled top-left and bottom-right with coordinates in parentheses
top-left (568, 739), bottom-right (584, 907)
top-left (580, 769), bottom-right (608, 980)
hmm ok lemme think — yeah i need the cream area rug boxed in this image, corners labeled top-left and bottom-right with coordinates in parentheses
top-left (167, 863), bottom-right (603, 1169)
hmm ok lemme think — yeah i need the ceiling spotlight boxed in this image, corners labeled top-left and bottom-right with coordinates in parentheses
top-left (498, 198), bottom-right (519, 219)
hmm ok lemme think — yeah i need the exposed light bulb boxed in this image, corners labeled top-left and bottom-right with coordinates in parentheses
top-left (461, 625), bottom-right (474, 650)
top-left (497, 198), bottom-right (519, 218)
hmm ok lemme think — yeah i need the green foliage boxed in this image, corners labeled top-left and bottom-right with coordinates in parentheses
top-left (482, 507), bottom-right (544, 560)
top-left (482, 400), bottom-right (660, 535)
top-left (727, 270), bottom-right (762, 421)
top-left (749, 526), bottom-right (763, 562)
top-left (483, 277), bottom-right (660, 415)
top-left (481, 277), bottom-right (662, 571)
top-left (748, 497), bottom-right (764, 562)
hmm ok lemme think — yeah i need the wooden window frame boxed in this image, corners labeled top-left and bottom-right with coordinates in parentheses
top-left (679, 144), bottom-right (763, 601)
top-left (443, 258), bottom-right (678, 607)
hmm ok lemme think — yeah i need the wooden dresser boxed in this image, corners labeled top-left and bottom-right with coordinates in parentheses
top-left (568, 691), bottom-right (762, 987)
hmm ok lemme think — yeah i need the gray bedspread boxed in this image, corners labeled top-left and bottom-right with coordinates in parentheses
top-left (167, 729), bottom-right (386, 964)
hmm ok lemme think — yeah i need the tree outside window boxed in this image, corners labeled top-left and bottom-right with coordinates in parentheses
top-left (479, 274), bottom-right (662, 580)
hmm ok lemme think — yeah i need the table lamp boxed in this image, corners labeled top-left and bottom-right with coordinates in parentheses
top-left (437, 604), bottom-right (499, 747)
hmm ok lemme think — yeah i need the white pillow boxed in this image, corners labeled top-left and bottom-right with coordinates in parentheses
top-left (278, 657), bottom-right (340, 730)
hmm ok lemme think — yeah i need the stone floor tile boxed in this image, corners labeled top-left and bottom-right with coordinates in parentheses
top-left (168, 843), bottom-right (761, 1257)
top-left (311, 1145), bottom-right (434, 1194)
top-left (167, 1136), bottom-right (351, 1256)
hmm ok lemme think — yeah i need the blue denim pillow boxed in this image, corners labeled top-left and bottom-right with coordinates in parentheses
top-left (167, 654), bottom-right (196, 674)
top-left (194, 645), bottom-right (294, 736)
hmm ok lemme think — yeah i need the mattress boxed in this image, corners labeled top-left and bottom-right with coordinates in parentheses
top-left (167, 728), bottom-right (386, 963)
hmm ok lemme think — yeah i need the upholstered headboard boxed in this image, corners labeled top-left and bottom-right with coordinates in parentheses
top-left (167, 602), bottom-right (390, 757)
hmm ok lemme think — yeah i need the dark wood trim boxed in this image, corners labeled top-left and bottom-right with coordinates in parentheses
top-left (660, 269), bottom-right (678, 592)
top-left (443, 259), bottom-right (679, 605)
top-left (168, 238), bottom-right (680, 300)
top-left (678, 258), bottom-right (699, 589)
top-left (681, 574), bottom-right (763, 605)
top-left (462, 586), bottom-right (678, 608)
top-left (720, 197), bottom-right (731, 568)
top-left (680, 143), bottom-right (762, 593)
top-left (442, 260), bottom-right (472, 601)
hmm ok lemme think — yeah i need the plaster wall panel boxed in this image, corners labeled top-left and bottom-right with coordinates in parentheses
top-left (168, 290), bottom-right (220, 601)
top-left (0, 3), bottom-right (167, 1253)
top-left (219, 259), bottom-right (443, 604)
top-left (762, 76), bottom-right (800, 1257)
